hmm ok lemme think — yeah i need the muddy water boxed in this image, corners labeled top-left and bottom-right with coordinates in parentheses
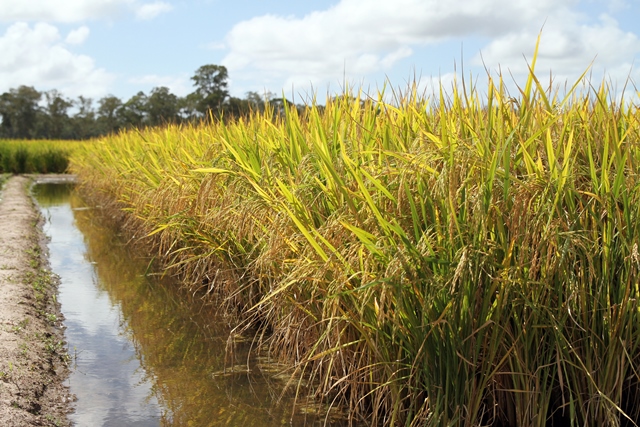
top-left (33, 183), bottom-right (345, 427)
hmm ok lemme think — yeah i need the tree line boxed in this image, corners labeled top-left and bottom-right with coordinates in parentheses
top-left (0, 64), bottom-right (295, 140)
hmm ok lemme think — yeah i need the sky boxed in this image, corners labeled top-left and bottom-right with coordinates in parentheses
top-left (0, 0), bottom-right (639, 103)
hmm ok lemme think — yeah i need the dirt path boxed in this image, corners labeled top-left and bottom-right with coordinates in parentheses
top-left (0, 175), bottom-right (71, 426)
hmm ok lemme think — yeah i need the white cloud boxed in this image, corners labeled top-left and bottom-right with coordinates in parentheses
top-left (65, 26), bottom-right (90, 45)
top-left (0, 22), bottom-right (114, 98)
top-left (0, 0), bottom-right (128, 22)
top-left (381, 47), bottom-right (413, 68)
top-left (607, 0), bottom-right (630, 13)
top-left (135, 1), bottom-right (173, 21)
top-left (128, 74), bottom-right (190, 96)
top-left (475, 12), bottom-right (640, 85)
top-left (0, 0), bottom-right (172, 23)
top-left (221, 0), bottom-right (640, 95)
top-left (222, 0), bottom-right (568, 89)
top-left (204, 41), bottom-right (226, 51)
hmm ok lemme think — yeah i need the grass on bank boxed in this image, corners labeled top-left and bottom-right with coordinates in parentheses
top-left (0, 140), bottom-right (81, 174)
top-left (70, 61), bottom-right (640, 426)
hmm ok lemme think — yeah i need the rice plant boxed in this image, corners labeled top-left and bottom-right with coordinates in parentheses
top-left (70, 58), bottom-right (640, 426)
top-left (0, 139), bottom-right (81, 174)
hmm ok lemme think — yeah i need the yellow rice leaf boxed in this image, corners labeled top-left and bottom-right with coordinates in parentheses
top-left (147, 223), bottom-right (173, 237)
top-left (192, 167), bottom-right (236, 175)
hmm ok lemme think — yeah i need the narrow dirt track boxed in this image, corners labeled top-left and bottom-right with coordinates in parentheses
top-left (0, 175), bottom-right (71, 426)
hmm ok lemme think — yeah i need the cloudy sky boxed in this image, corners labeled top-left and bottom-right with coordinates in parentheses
top-left (0, 0), bottom-right (639, 102)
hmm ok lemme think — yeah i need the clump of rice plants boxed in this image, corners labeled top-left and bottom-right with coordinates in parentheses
top-left (70, 56), bottom-right (640, 425)
top-left (0, 140), bottom-right (80, 173)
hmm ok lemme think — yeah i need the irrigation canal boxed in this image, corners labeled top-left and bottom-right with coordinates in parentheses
top-left (33, 183), bottom-right (346, 427)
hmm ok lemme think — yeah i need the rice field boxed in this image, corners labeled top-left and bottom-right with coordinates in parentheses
top-left (0, 139), bottom-right (81, 174)
top-left (69, 61), bottom-right (640, 426)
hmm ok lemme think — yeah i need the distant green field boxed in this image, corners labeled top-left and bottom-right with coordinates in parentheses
top-left (0, 140), bottom-right (84, 174)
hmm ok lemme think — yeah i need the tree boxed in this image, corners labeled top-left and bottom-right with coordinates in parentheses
top-left (70, 96), bottom-right (98, 139)
top-left (147, 87), bottom-right (179, 126)
top-left (43, 90), bottom-right (73, 139)
top-left (0, 86), bottom-right (42, 139)
top-left (97, 95), bottom-right (124, 134)
top-left (191, 64), bottom-right (229, 118)
top-left (266, 96), bottom-right (296, 117)
top-left (178, 93), bottom-right (201, 122)
top-left (120, 91), bottom-right (148, 129)
top-left (223, 97), bottom-right (251, 118)
top-left (0, 63), bottom-right (295, 138)
top-left (245, 91), bottom-right (267, 112)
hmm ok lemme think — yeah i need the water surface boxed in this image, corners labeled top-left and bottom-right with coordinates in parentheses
top-left (34, 183), bottom-right (345, 426)
top-left (35, 183), bottom-right (162, 426)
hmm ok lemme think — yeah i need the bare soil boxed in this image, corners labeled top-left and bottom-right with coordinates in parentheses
top-left (0, 175), bottom-right (72, 426)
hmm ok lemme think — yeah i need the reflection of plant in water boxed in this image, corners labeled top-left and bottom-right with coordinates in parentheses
top-left (71, 193), bottom-right (339, 427)
top-left (31, 183), bottom-right (76, 207)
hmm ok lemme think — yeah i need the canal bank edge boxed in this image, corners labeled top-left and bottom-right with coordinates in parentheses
top-left (0, 175), bottom-right (72, 427)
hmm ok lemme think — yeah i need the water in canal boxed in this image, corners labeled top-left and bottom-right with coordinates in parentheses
top-left (33, 183), bottom-right (345, 427)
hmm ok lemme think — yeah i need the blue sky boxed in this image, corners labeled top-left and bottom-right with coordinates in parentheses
top-left (0, 0), bottom-right (639, 103)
